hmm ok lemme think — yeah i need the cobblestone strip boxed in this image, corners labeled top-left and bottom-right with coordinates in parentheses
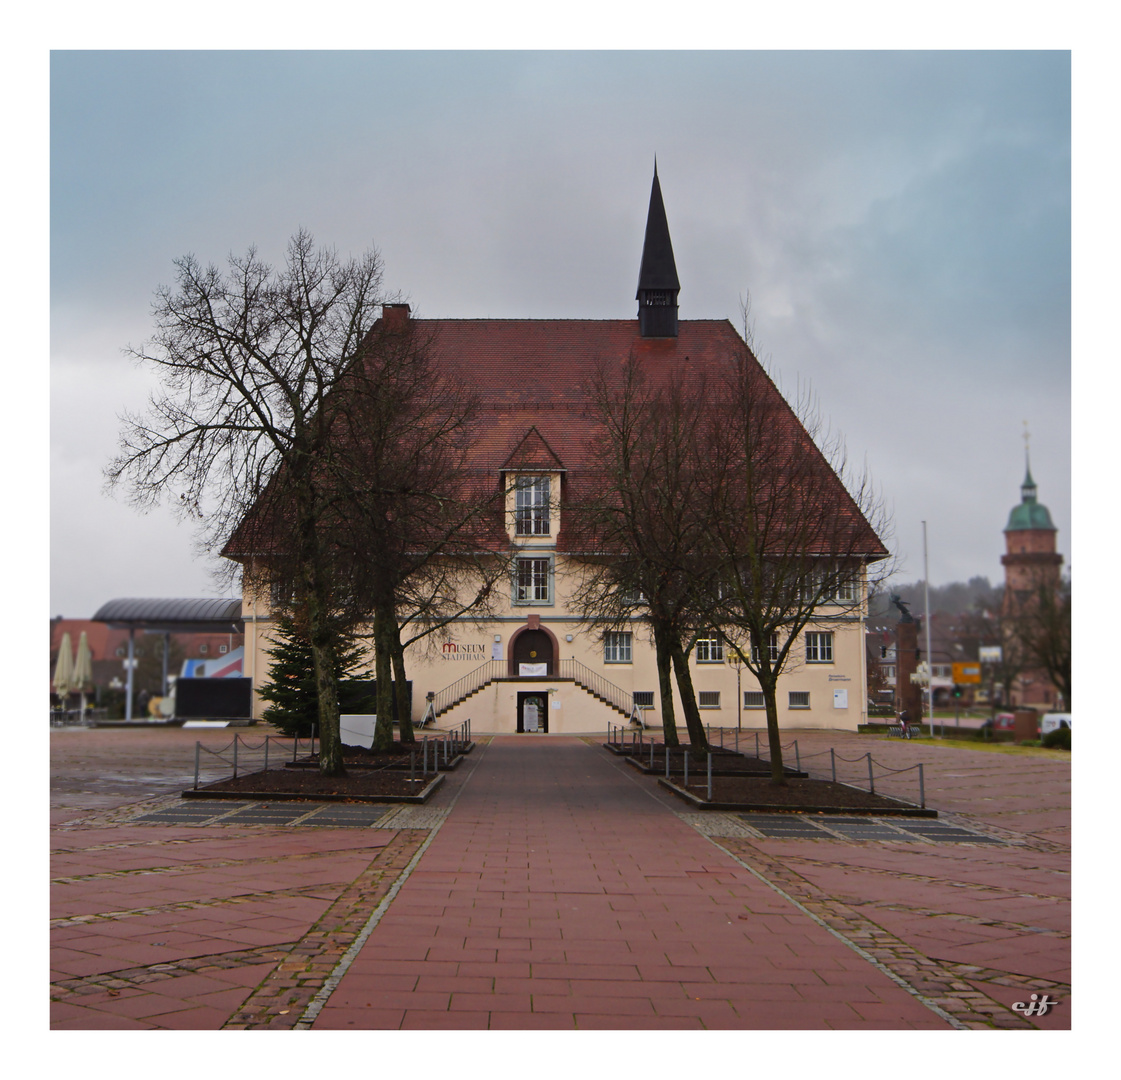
top-left (52, 845), bottom-right (372, 886)
top-left (51, 942), bottom-right (299, 1001)
top-left (711, 836), bottom-right (1036, 1030)
top-left (51, 882), bottom-right (343, 929)
top-left (938, 962), bottom-right (1071, 997)
top-left (223, 829), bottom-right (429, 1029)
top-left (856, 901), bottom-right (1070, 939)
top-left (778, 852), bottom-right (1070, 901)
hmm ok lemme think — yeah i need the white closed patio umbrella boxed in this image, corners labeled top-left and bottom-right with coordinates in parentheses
top-left (53, 632), bottom-right (74, 711)
top-left (73, 631), bottom-right (94, 724)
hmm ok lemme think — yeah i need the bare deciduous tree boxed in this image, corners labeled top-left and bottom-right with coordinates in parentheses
top-left (698, 322), bottom-right (891, 782)
top-left (570, 356), bottom-right (723, 751)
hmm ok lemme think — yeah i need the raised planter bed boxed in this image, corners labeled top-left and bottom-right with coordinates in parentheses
top-left (184, 767), bottom-right (445, 804)
top-left (286, 740), bottom-right (474, 772)
top-left (657, 774), bottom-right (936, 816)
top-left (606, 741), bottom-right (807, 778)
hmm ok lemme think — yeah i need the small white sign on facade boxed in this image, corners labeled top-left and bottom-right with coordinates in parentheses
top-left (492, 641), bottom-right (504, 660)
top-left (519, 663), bottom-right (548, 676)
top-left (340, 713), bottom-right (377, 749)
top-left (832, 690), bottom-right (848, 710)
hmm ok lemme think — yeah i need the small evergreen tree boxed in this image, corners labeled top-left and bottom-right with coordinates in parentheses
top-left (259, 613), bottom-right (373, 737)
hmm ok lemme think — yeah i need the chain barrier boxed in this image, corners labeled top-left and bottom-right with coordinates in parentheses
top-left (193, 720), bottom-right (472, 790)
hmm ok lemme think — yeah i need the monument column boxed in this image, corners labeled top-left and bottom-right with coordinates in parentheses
top-left (892, 596), bottom-right (923, 721)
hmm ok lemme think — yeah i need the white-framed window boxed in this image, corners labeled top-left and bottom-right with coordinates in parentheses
top-left (805, 632), bottom-right (833, 663)
top-left (695, 637), bottom-right (724, 663)
top-left (199, 644), bottom-right (208, 654)
top-left (604, 631), bottom-right (633, 663)
top-left (698, 691), bottom-right (721, 708)
top-left (831, 576), bottom-right (858, 603)
top-left (269, 581), bottom-right (294, 607)
top-left (514, 556), bottom-right (552, 604)
top-left (219, 644), bottom-right (228, 654)
top-left (621, 586), bottom-right (646, 605)
top-left (751, 634), bottom-right (779, 663)
top-left (514, 475), bottom-right (550, 536)
top-left (789, 691), bottom-right (810, 709)
top-left (633, 691), bottom-right (655, 709)
top-left (744, 691), bottom-right (765, 709)
top-left (933, 664), bottom-right (952, 678)
top-left (882, 665), bottom-right (896, 679)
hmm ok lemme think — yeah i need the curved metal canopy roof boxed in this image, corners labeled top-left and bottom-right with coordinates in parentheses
top-left (92, 598), bottom-right (243, 633)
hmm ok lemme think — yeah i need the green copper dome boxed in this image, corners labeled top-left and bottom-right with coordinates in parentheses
top-left (1005, 466), bottom-right (1056, 531)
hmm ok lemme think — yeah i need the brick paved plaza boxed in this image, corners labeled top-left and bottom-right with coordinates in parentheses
top-left (50, 725), bottom-right (1070, 1032)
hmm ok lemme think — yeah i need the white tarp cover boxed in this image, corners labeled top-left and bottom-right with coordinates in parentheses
top-left (340, 713), bottom-right (377, 749)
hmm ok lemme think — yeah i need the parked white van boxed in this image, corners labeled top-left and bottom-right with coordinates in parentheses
top-left (1041, 713), bottom-right (1071, 735)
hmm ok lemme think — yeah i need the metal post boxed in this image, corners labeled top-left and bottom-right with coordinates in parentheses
top-left (831, 747), bottom-right (836, 784)
top-left (919, 763), bottom-right (925, 809)
top-left (755, 732), bottom-right (760, 758)
top-left (411, 750), bottom-right (416, 786)
top-left (423, 736), bottom-right (428, 775)
top-left (650, 739), bottom-right (654, 770)
top-left (264, 736), bottom-right (269, 773)
top-left (293, 735), bottom-right (298, 763)
top-left (665, 746), bottom-right (670, 779)
top-left (233, 734), bottom-right (239, 778)
top-left (684, 751), bottom-right (689, 789)
top-left (162, 631), bottom-right (170, 697)
top-left (795, 740), bottom-right (801, 773)
top-left (867, 753), bottom-right (875, 794)
top-left (707, 753), bottom-right (713, 801)
top-left (125, 628), bottom-right (135, 723)
top-left (194, 742), bottom-right (200, 790)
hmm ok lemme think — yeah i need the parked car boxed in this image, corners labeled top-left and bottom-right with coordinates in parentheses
top-left (1041, 713), bottom-right (1072, 735)
top-left (978, 712), bottom-right (1016, 735)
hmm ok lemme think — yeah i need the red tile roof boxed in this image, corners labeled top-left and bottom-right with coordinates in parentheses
top-left (225, 317), bottom-right (887, 561)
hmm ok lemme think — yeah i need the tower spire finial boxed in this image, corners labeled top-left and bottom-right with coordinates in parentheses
top-left (636, 162), bottom-right (680, 338)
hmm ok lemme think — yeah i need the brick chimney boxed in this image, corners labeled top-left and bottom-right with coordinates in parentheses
top-left (382, 303), bottom-right (411, 330)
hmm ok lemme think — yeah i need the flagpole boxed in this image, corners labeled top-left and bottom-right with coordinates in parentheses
top-left (922, 521), bottom-right (935, 736)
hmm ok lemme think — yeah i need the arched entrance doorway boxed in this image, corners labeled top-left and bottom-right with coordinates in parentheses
top-left (509, 628), bottom-right (555, 676)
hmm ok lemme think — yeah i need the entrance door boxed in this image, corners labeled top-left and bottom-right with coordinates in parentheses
top-left (511, 629), bottom-right (554, 676)
top-left (517, 692), bottom-right (548, 734)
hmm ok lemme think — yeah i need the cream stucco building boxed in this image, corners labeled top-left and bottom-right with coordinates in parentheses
top-left (238, 171), bottom-right (884, 735)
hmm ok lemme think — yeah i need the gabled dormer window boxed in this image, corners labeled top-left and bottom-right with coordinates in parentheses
top-left (515, 476), bottom-right (551, 536)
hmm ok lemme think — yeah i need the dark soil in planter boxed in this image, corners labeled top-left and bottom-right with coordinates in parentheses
top-left (609, 742), bottom-right (806, 777)
top-left (661, 773), bottom-right (933, 815)
top-left (287, 740), bottom-right (469, 771)
top-left (197, 767), bottom-right (433, 799)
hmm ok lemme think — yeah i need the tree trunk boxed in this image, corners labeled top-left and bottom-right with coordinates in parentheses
top-left (669, 640), bottom-right (709, 754)
top-left (653, 621), bottom-right (680, 747)
top-left (372, 598), bottom-right (397, 752)
top-left (305, 595), bottom-right (345, 776)
top-left (759, 677), bottom-right (787, 785)
top-left (391, 630), bottom-right (416, 744)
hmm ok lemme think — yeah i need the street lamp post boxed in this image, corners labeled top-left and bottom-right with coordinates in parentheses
top-left (730, 653), bottom-right (743, 734)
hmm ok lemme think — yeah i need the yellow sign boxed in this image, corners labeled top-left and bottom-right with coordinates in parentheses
top-left (952, 662), bottom-right (982, 685)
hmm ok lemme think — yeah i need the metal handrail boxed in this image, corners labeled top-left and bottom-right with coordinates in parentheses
top-left (433, 660), bottom-right (508, 715)
top-left (557, 659), bottom-right (633, 716)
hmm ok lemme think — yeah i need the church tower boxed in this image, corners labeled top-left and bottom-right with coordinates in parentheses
top-left (636, 163), bottom-right (680, 338)
top-left (1000, 447), bottom-right (1064, 708)
top-left (1001, 459), bottom-right (1062, 611)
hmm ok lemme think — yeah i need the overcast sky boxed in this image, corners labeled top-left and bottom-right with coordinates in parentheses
top-left (49, 49), bottom-right (1071, 618)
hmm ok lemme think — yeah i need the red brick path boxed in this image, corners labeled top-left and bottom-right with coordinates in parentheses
top-left (314, 737), bottom-right (958, 1029)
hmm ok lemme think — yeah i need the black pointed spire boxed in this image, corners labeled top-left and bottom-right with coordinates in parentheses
top-left (636, 162), bottom-right (680, 337)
